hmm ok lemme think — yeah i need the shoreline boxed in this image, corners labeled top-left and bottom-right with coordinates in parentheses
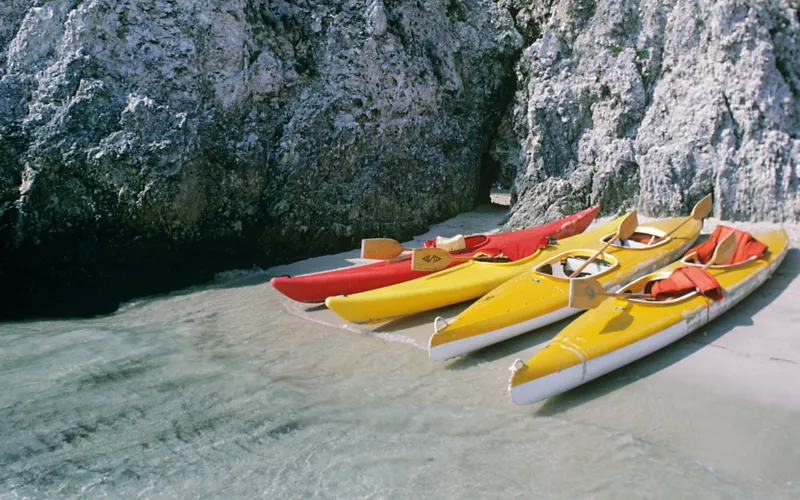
top-left (265, 202), bottom-right (800, 412)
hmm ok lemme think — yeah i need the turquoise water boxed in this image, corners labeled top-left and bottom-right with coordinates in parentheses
top-left (3, 210), bottom-right (800, 498)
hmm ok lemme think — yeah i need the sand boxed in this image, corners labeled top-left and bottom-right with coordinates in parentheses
top-left (265, 197), bottom-right (800, 484)
top-left (4, 193), bottom-right (798, 497)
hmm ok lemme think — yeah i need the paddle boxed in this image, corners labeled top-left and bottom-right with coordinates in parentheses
top-left (568, 211), bottom-right (639, 278)
top-left (568, 279), bottom-right (651, 310)
top-left (360, 238), bottom-right (413, 260)
top-left (656, 194), bottom-right (713, 242)
top-left (569, 231), bottom-right (737, 310)
top-left (410, 247), bottom-right (505, 272)
top-left (701, 231), bottom-right (736, 270)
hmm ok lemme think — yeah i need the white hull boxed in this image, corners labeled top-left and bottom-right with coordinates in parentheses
top-left (428, 307), bottom-right (580, 361)
top-left (509, 247), bottom-right (788, 405)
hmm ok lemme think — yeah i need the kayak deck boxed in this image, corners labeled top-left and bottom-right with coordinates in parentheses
top-left (428, 216), bottom-right (702, 360)
top-left (325, 210), bottom-right (618, 325)
top-left (273, 205), bottom-right (600, 303)
top-left (508, 229), bottom-right (790, 405)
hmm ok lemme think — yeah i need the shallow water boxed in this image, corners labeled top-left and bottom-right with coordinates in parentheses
top-left (2, 205), bottom-right (800, 498)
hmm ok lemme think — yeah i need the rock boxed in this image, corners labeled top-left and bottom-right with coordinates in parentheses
top-left (0, 0), bottom-right (522, 318)
top-left (2, 0), bottom-right (798, 318)
top-left (498, 0), bottom-right (800, 228)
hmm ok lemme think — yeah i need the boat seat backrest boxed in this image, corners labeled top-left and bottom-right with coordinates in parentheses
top-left (435, 234), bottom-right (466, 252)
top-left (612, 238), bottom-right (649, 249)
top-left (548, 256), bottom-right (612, 278)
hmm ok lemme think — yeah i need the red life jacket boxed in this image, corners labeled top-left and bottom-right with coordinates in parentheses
top-left (685, 226), bottom-right (767, 265)
top-left (474, 236), bottom-right (551, 261)
top-left (423, 235), bottom-right (551, 261)
top-left (650, 267), bottom-right (724, 301)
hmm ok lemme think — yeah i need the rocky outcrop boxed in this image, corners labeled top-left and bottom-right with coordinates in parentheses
top-left (498, 0), bottom-right (800, 229)
top-left (0, 0), bottom-right (522, 318)
top-left (2, 0), bottom-right (798, 318)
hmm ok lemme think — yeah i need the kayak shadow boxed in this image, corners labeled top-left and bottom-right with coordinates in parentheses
top-left (535, 247), bottom-right (800, 416)
top-left (443, 315), bottom-right (582, 371)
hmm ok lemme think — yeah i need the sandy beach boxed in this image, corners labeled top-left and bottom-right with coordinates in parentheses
top-left (266, 195), bottom-right (800, 486)
top-left (3, 195), bottom-right (799, 498)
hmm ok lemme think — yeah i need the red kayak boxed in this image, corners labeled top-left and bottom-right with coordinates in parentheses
top-left (270, 205), bottom-right (600, 303)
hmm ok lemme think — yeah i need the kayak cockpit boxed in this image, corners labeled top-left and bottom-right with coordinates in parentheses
top-left (533, 250), bottom-right (618, 280)
top-left (615, 272), bottom-right (699, 304)
top-left (600, 227), bottom-right (670, 249)
top-left (680, 252), bottom-right (759, 268)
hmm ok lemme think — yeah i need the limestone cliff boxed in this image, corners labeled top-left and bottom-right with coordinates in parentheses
top-left (1, 0), bottom-right (798, 318)
top-left (497, 0), bottom-right (800, 229)
top-left (0, 0), bottom-right (521, 317)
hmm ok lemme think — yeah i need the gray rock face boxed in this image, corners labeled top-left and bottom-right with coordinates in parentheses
top-left (2, 0), bottom-right (798, 317)
top-left (0, 0), bottom-right (521, 317)
top-left (499, 0), bottom-right (800, 228)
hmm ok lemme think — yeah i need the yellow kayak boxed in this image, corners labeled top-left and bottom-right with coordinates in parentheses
top-left (325, 215), bottom-right (628, 325)
top-left (508, 229), bottom-right (789, 405)
top-left (429, 215), bottom-right (702, 360)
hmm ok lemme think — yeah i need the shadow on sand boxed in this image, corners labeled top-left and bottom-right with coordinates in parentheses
top-left (534, 247), bottom-right (800, 416)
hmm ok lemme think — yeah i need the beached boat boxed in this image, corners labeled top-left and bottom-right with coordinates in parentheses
top-left (271, 205), bottom-right (599, 303)
top-left (508, 227), bottom-right (789, 405)
top-left (428, 213), bottom-right (703, 360)
top-left (324, 210), bottom-right (649, 325)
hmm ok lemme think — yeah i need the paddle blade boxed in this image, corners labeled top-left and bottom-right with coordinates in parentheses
top-left (691, 194), bottom-right (713, 220)
top-left (616, 210), bottom-right (640, 241)
top-left (704, 231), bottom-right (737, 269)
top-left (569, 278), bottom-right (608, 310)
top-left (361, 238), bottom-right (405, 259)
top-left (411, 248), bottom-right (453, 272)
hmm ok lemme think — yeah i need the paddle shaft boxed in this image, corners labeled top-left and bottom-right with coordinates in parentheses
top-left (659, 215), bottom-right (691, 241)
top-left (569, 240), bottom-right (612, 277)
top-left (608, 291), bottom-right (651, 299)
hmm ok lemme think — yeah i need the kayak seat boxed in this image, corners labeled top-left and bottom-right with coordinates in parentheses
top-left (684, 226), bottom-right (767, 266)
top-left (603, 229), bottom-right (668, 249)
top-left (539, 256), bottom-right (613, 279)
top-left (434, 234), bottom-right (466, 252)
top-left (424, 234), bottom-right (488, 252)
top-left (611, 238), bottom-right (650, 249)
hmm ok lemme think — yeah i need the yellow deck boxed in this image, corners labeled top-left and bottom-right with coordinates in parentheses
top-left (431, 216), bottom-right (702, 351)
top-left (509, 229), bottom-right (789, 395)
top-left (325, 215), bottom-right (632, 324)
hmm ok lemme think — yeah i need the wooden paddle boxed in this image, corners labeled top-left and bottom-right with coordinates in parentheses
top-left (568, 211), bottom-right (639, 278)
top-left (360, 238), bottom-right (413, 260)
top-left (569, 231), bottom-right (737, 310)
top-left (568, 279), bottom-right (651, 310)
top-left (658, 194), bottom-right (713, 241)
top-left (410, 247), bottom-right (505, 272)
top-left (701, 231), bottom-right (736, 270)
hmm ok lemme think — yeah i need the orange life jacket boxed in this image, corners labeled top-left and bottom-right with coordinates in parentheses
top-left (628, 233), bottom-right (656, 244)
top-left (650, 267), bottom-right (724, 301)
top-left (685, 226), bottom-right (767, 265)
